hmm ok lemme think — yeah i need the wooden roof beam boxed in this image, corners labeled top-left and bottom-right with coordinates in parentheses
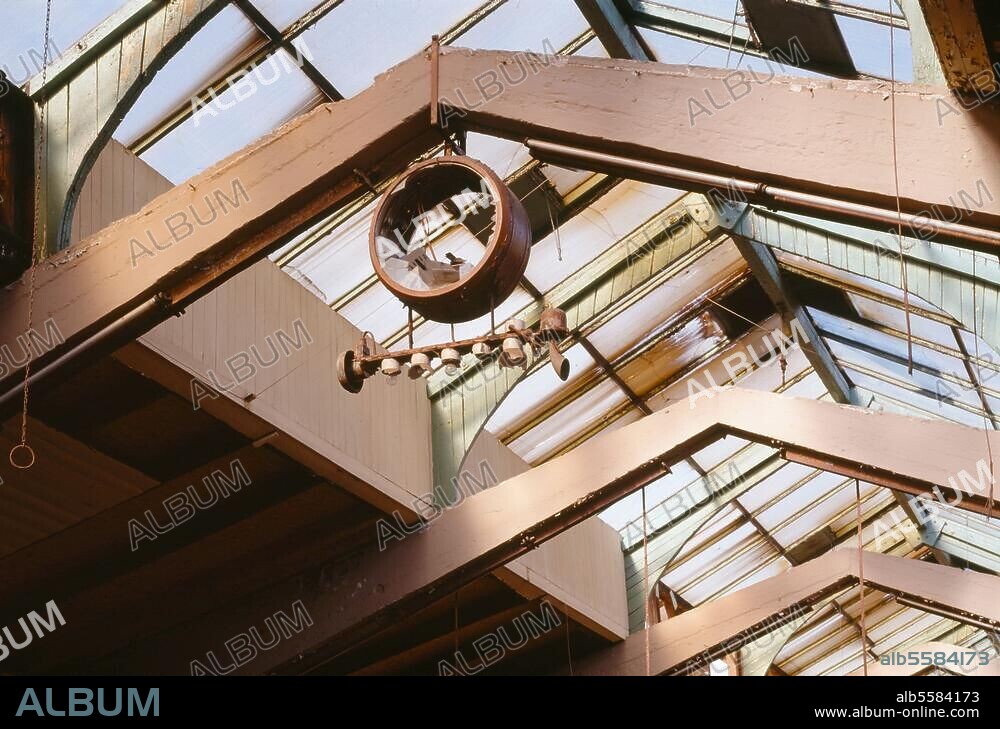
top-left (917, 0), bottom-right (995, 94)
top-left (442, 50), bottom-right (1000, 244)
top-left (575, 550), bottom-right (1000, 675)
top-left (574, 0), bottom-right (653, 61)
top-left (98, 388), bottom-right (1000, 674)
top-left (4, 50), bottom-right (998, 409)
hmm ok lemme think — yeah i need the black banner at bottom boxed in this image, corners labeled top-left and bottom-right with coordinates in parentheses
top-left (0, 676), bottom-right (993, 723)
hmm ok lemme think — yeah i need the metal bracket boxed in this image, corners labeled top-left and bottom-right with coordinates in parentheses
top-left (429, 35), bottom-right (465, 156)
top-left (684, 193), bottom-right (748, 234)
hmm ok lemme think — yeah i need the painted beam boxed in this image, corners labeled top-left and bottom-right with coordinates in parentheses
top-left (8, 49), bottom-right (998, 413)
top-left (731, 231), bottom-right (858, 404)
top-left (575, 551), bottom-right (1000, 675)
top-left (574, 0), bottom-right (652, 60)
top-left (100, 388), bottom-right (1000, 674)
top-left (0, 52), bottom-right (435, 404)
top-left (436, 49), bottom-right (1000, 231)
top-left (916, 0), bottom-right (994, 93)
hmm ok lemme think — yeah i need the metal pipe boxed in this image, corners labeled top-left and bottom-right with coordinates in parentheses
top-left (0, 295), bottom-right (172, 412)
top-left (525, 139), bottom-right (1000, 250)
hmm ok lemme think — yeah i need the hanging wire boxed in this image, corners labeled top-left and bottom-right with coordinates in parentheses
top-left (855, 479), bottom-right (869, 677)
top-left (11, 0), bottom-right (53, 471)
top-left (706, 296), bottom-right (770, 334)
top-left (970, 255), bottom-right (996, 522)
top-left (887, 0), bottom-right (915, 375)
top-left (705, 295), bottom-right (797, 386)
top-left (642, 484), bottom-right (651, 677)
top-left (564, 604), bottom-right (574, 676)
top-left (453, 589), bottom-right (460, 658)
top-left (545, 193), bottom-right (563, 262)
top-left (724, 0), bottom-right (740, 67)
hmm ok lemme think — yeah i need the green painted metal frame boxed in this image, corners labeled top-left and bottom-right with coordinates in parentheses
top-left (32, 0), bottom-right (228, 253)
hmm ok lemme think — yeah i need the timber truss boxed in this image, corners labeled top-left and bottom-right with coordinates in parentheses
top-left (18, 387), bottom-right (993, 675)
top-left (4, 9), bottom-right (1000, 675)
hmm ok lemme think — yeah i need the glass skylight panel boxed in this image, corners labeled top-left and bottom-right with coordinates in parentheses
top-left (140, 48), bottom-right (323, 183)
top-left (573, 35), bottom-right (609, 58)
top-left (665, 515), bottom-right (759, 591)
top-left (755, 469), bottom-right (850, 533)
top-left (633, 0), bottom-right (741, 21)
top-left (541, 164), bottom-right (596, 198)
top-left (844, 368), bottom-right (987, 428)
top-left (835, 15), bottom-right (912, 80)
top-left (826, 338), bottom-right (982, 411)
top-left (640, 456), bottom-right (709, 509)
top-left (849, 295), bottom-right (957, 347)
top-left (526, 181), bottom-right (687, 292)
top-left (869, 608), bottom-right (943, 652)
top-left (738, 461), bottom-right (818, 513)
top-left (602, 459), bottom-right (701, 534)
top-left (957, 329), bottom-right (1000, 372)
top-left (279, 200), bottom-right (379, 305)
top-left (455, 0), bottom-right (590, 54)
top-left (616, 321), bottom-right (726, 398)
top-left (827, 481), bottom-right (893, 534)
top-left (586, 245), bottom-right (739, 357)
top-left (780, 370), bottom-right (828, 400)
top-left (638, 30), bottom-right (739, 68)
top-left (637, 27), bottom-right (821, 77)
top-left (689, 436), bottom-right (750, 473)
top-left (767, 474), bottom-right (881, 547)
top-left (294, 0), bottom-right (487, 98)
top-left (115, 4), bottom-right (265, 148)
top-left (838, 0), bottom-right (904, 15)
top-left (251, 0), bottom-right (323, 32)
top-left (486, 343), bottom-right (598, 440)
top-left (337, 282), bottom-right (410, 342)
top-left (0, 0), bottom-right (126, 88)
top-left (463, 134), bottom-right (532, 181)
top-left (810, 307), bottom-right (971, 382)
top-left (408, 285), bottom-right (534, 346)
top-left (667, 524), bottom-right (765, 602)
top-left (507, 379), bottom-right (629, 463)
top-left (715, 551), bottom-right (789, 600)
top-left (672, 502), bottom-right (743, 558)
top-left (778, 605), bottom-right (844, 667)
top-left (587, 285), bottom-right (722, 361)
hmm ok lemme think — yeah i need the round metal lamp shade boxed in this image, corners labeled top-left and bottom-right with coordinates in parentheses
top-left (369, 156), bottom-right (532, 323)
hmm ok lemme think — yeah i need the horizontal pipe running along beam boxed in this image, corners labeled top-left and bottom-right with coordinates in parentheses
top-left (526, 139), bottom-right (1000, 252)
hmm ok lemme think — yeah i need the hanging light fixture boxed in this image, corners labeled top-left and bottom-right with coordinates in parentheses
top-left (501, 337), bottom-right (527, 367)
top-left (381, 358), bottom-right (402, 377)
top-left (336, 308), bottom-right (569, 392)
top-left (537, 307), bottom-right (570, 380)
top-left (472, 342), bottom-right (494, 360)
top-left (408, 352), bottom-right (432, 378)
